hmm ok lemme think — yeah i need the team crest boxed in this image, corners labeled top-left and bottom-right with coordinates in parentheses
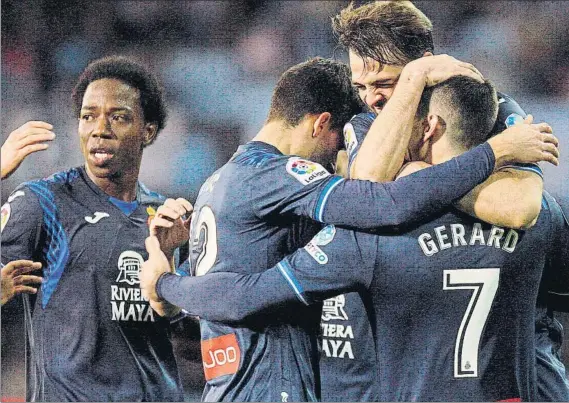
top-left (322, 294), bottom-right (349, 321)
top-left (286, 157), bottom-right (330, 185)
top-left (116, 251), bottom-right (144, 285)
top-left (505, 113), bottom-right (524, 128)
top-left (343, 122), bottom-right (358, 159)
top-left (1, 203), bottom-right (11, 233)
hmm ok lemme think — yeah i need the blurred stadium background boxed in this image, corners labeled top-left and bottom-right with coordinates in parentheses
top-left (2, 1), bottom-right (568, 401)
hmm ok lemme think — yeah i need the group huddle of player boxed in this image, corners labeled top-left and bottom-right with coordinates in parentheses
top-left (1, 1), bottom-right (568, 402)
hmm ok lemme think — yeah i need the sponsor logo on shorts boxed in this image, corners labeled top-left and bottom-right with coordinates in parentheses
top-left (201, 333), bottom-right (241, 381)
top-left (286, 157), bottom-right (330, 185)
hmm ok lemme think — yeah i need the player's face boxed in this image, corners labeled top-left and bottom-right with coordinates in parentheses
top-left (78, 78), bottom-right (149, 180)
top-left (349, 50), bottom-right (404, 115)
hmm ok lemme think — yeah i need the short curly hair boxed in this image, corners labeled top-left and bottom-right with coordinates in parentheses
top-left (267, 57), bottom-right (364, 133)
top-left (72, 56), bottom-right (167, 139)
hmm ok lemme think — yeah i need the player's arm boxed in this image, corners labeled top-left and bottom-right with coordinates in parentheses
top-left (1, 186), bottom-right (45, 304)
top-left (542, 193), bottom-right (569, 312)
top-left (455, 168), bottom-right (543, 229)
top-left (350, 54), bottom-right (485, 182)
top-left (142, 228), bottom-right (376, 322)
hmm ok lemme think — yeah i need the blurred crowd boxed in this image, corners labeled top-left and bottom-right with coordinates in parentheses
top-left (1, 1), bottom-right (568, 400)
top-left (2, 0), bottom-right (568, 201)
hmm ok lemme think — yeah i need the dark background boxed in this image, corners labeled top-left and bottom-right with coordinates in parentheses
top-left (2, 1), bottom-right (568, 401)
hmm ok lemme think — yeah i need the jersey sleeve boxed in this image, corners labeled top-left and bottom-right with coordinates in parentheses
top-left (343, 112), bottom-right (375, 172)
top-left (489, 92), bottom-right (543, 177)
top-left (252, 142), bottom-right (495, 229)
top-left (156, 226), bottom-right (376, 323)
top-left (542, 193), bottom-right (569, 311)
top-left (1, 185), bottom-right (44, 263)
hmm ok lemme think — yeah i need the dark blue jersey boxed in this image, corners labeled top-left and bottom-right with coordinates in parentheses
top-left (171, 139), bottom-right (494, 401)
top-left (319, 292), bottom-right (377, 402)
top-left (0, 167), bottom-right (184, 402)
top-left (534, 194), bottom-right (569, 401)
top-left (159, 192), bottom-right (567, 402)
top-left (341, 95), bottom-right (550, 401)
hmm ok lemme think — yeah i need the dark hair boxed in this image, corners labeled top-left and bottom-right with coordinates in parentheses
top-left (332, 1), bottom-right (433, 68)
top-left (267, 57), bottom-right (364, 132)
top-left (72, 56), bottom-right (167, 138)
top-left (418, 76), bottom-right (499, 150)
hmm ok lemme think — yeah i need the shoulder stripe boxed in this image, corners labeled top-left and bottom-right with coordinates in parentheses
top-left (26, 182), bottom-right (69, 308)
top-left (277, 260), bottom-right (308, 305)
top-left (314, 177), bottom-right (344, 222)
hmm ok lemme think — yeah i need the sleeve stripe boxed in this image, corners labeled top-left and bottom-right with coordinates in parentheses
top-left (277, 260), bottom-right (309, 305)
top-left (314, 176), bottom-right (344, 222)
top-left (497, 164), bottom-right (543, 178)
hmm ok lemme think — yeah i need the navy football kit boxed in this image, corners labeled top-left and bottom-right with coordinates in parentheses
top-left (1, 167), bottom-right (184, 402)
top-left (323, 92), bottom-right (559, 402)
top-left (164, 137), bottom-right (495, 401)
top-left (157, 191), bottom-right (568, 402)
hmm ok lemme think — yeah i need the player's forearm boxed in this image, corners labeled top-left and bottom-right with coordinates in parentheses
top-left (156, 271), bottom-right (299, 323)
top-left (322, 142), bottom-right (496, 229)
top-left (350, 71), bottom-right (426, 182)
top-left (455, 170), bottom-right (543, 229)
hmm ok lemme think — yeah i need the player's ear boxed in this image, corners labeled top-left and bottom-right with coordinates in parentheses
top-left (422, 51), bottom-right (434, 57)
top-left (312, 112), bottom-right (332, 138)
top-left (142, 123), bottom-right (158, 147)
top-left (423, 113), bottom-right (445, 143)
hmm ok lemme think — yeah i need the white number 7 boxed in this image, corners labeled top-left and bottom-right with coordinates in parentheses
top-left (443, 268), bottom-right (500, 378)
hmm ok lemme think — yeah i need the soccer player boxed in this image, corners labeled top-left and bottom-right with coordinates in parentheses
top-left (143, 76), bottom-right (569, 402)
top-left (1, 56), bottom-right (185, 401)
top-left (141, 57), bottom-right (556, 402)
top-left (1, 121), bottom-right (54, 305)
top-left (330, 1), bottom-right (569, 400)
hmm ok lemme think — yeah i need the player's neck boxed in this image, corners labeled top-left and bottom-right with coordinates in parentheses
top-left (85, 164), bottom-right (139, 202)
top-left (253, 121), bottom-right (293, 156)
top-left (430, 141), bottom-right (465, 165)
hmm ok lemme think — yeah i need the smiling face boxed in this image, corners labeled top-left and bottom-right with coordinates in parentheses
top-left (78, 78), bottom-right (151, 182)
top-left (349, 50), bottom-right (405, 115)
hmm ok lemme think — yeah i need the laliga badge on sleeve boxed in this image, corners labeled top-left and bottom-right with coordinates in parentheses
top-left (286, 157), bottom-right (330, 185)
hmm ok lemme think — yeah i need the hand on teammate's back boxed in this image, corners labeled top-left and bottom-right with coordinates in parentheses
top-left (1, 260), bottom-right (42, 306)
top-left (487, 114), bottom-right (559, 168)
top-left (149, 198), bottom-right (193, 260)
top-left (1, 121), bottom-right (55, 179)
top-left (403, 54), bottom-right (484, 87)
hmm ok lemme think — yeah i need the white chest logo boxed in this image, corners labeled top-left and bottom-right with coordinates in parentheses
top-left (116, 251), bottom-right (144, 285)
top-left (322, 294), bottom-right (349, 321)
top-left (85, 212), bottom-right (109, 224)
